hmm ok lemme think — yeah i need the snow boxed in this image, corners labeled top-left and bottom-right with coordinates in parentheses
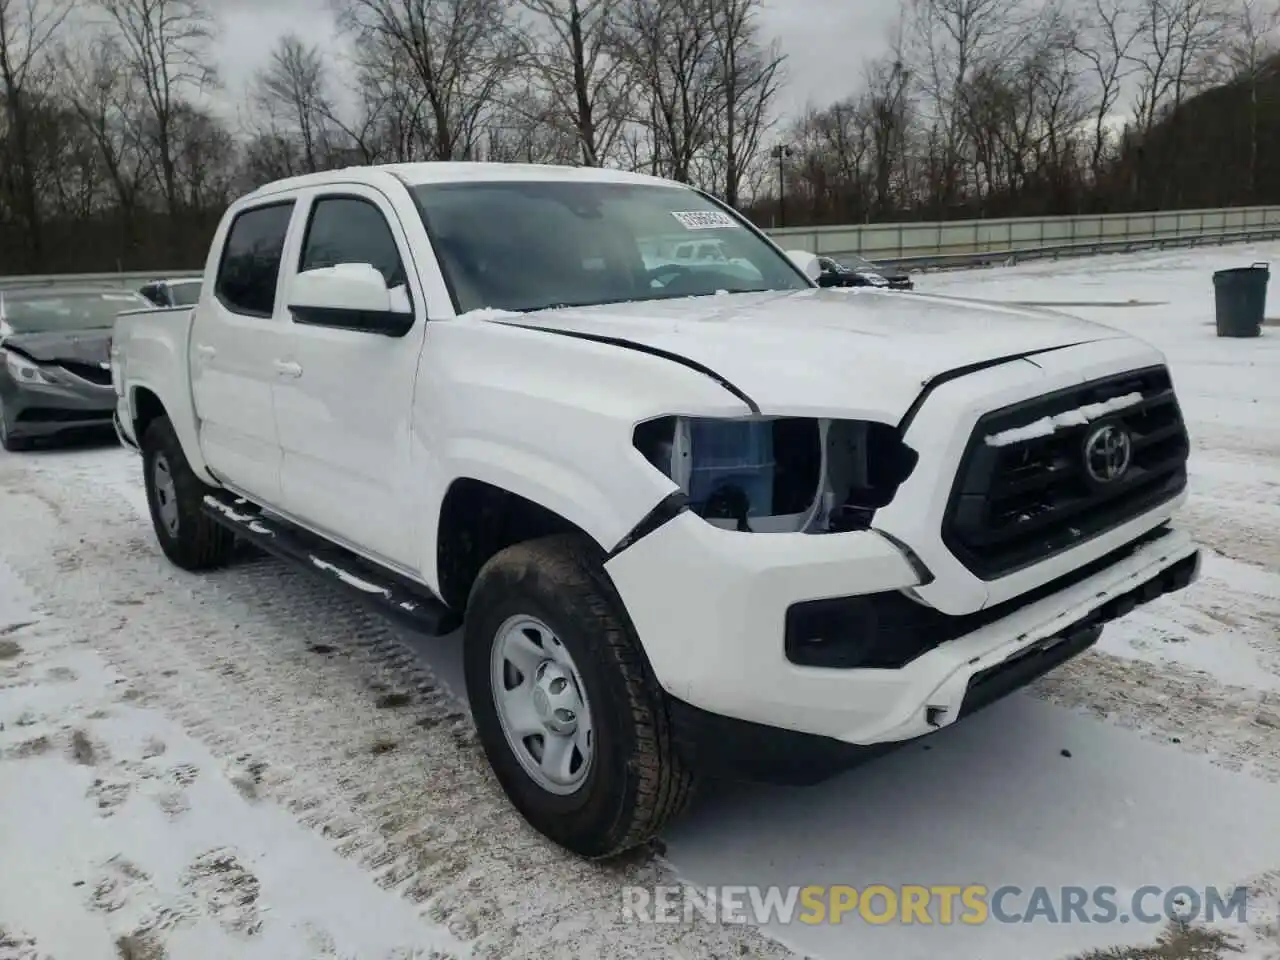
top-left (310, 556), bottom-right (393, 597)
top-left (454, 307), bottom-right (522, 321)
top-left (0, 558), bottom-right (466, 960)
top-left (201, 495), bottom-right (256, 524)
top-left (984, 391), bottom-right (1145, 446)
top-left (4, 241), bottom-right (1280, 960)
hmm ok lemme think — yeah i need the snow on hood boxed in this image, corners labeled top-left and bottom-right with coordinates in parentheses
top-left (476, 288), bottom-right (1127, 420)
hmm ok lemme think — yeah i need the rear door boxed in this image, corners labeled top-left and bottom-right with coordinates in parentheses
top-left (190, 199), bottom-right (298, 503)
top-left (270, 185), bottom-right (428, 569)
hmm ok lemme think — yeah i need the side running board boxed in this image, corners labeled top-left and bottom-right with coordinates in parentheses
top-left (201, 490), bottom-right (460, 637)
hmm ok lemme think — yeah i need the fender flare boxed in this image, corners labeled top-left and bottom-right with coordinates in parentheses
top-left (127, 380), bottom-right (218, 486)
top-left (420, 441), bottom-right (676, 589)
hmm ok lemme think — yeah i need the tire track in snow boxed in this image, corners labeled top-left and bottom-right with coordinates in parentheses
top-left (0, 452), bottom-right (793, 960)
top-left (1032, 649), bottom-right (1280, 783)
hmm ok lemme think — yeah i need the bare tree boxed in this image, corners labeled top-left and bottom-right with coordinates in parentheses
top-left (515, 0), bottom-right (632, 165)
top-left (336, 0), bottom-right (522, 161)
top-left (863, 50), bottom-right (914, 216)
top-left (253, 33), bottom-right (334, 175)
top-left (1073, 0), bottom-right (1142, 177)
top-left (59, 30), bottom-right (154, 232)
top-left (906, 0), bottom-right (1027, 209)
top-left (96, 0), bottom-right (218, 216)
top-left (1223, 0), bottom-right (1280, 198)
top-left (705, 0), bottom-right (783, 206)
top-left (789, 99), bottom-right (873, 223)
top-left (615, 0), bottom-right (721, 182)
top-left (1128, 0), bottom-right (1230, 132)
top-left (0, 0), bottom-right (73, 269)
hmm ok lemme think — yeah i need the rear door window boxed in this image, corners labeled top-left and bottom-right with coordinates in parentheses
top-left (214, 201), bottom-right (296, 317)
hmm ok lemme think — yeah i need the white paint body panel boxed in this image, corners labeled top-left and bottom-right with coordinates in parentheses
top-left (487, 288), bottom-right (1130, 419)
top-left (605, 519), bottom-right (1198, 743)
top-left (112, 161), bottom-right (1199, 745)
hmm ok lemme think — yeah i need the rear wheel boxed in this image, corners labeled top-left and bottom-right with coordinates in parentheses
top-left (463, 534), bottom-right (696, 858)
top-left (141, 415), bottom-right (234, 570)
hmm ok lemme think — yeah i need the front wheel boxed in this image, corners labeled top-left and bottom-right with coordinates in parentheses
top-left (463, 534), bottom-right (696, 858)
top-left (141, 415), bottom-right (235, 571)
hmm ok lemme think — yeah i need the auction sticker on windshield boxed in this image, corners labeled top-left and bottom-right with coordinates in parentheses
top-left (671, 210), bottom-right (740, 230)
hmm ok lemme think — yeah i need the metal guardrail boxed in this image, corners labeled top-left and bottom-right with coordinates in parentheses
top-left (867, 228), bottom-right (1280, 273)
top-left (3, 205), bottom-right (1279, 290)
top-left (768, 204), bottom-right (1280, 263)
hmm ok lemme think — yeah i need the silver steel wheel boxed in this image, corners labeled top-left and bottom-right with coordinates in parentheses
top-left (152, 454), bottom-right (180, 536)
top-left (490, 614), bottom-right (594, 795)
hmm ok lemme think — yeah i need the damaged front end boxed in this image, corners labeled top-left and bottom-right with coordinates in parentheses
top-left (630, 414), bottom-right (920, 537)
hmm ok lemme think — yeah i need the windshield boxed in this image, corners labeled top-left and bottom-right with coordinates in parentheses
top-left (169, 280), bottom-right (202, 305)
top-left (843, 254), bottom-right (880, 271)
top-left (409, 180), bottom-right (811, 314)
top-left (1, 290), bottom-right (151, 333)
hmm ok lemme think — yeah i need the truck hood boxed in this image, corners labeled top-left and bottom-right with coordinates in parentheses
top-left (0, 329), bottom-right (112, 366)
top-left (479, 288), bottom-right (1128, 419)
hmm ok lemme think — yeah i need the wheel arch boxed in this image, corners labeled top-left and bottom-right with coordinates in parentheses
top-left (128, 382), bottom-right (217, 485)
top-left (434, 476), bottom-right (606, 611)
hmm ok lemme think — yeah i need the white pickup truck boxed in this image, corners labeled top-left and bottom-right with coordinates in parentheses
top-left (111, 162), bottom-right (1200, 858)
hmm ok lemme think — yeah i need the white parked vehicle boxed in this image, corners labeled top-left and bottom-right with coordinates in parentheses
top-left (110, 162), bottom-right (1200, 858)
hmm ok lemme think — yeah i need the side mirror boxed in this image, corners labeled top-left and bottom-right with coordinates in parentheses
top-left (288, 263), bottom-right (414, 337)
top-left (784, 249), bottom-right (822, 282)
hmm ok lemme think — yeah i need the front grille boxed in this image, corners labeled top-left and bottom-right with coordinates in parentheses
top-left (943, 365), bottom-right (1189, 579)
top-left (57, 361), bottom-right (113, 386)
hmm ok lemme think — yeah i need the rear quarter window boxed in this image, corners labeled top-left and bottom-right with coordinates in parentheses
top-left (214, 201), bottom-right (296, 317)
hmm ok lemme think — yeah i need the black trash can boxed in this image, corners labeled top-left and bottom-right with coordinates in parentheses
top-left (1212, 262), bottom-right (1269, 338)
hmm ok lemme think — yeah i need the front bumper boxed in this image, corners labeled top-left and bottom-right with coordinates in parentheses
top-left (0, 378), bottom-right (117, 439)
top-left (604, 512), bottom-right (1200, 754)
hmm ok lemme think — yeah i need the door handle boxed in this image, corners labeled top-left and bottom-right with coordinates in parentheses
top-left (194, 343), bottom-right (216, 359)
top-left (273, 359), bottom-right (303, 378)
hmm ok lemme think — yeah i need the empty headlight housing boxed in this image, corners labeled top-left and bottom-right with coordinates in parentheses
top-left (633, 415), bottom-right (918, 533)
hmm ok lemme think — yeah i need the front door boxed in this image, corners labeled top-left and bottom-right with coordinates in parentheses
top-left (190, 199), bottom-right (298, 504)
top-left (270, 186), bottom-right (428, 570)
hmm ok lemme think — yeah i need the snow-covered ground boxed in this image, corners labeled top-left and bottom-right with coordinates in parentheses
top-left (3, 243), bottom-right (1280, 960)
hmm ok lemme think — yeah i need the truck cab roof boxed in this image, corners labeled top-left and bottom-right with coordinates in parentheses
top-left (244, 162), bottom-right (684, 202)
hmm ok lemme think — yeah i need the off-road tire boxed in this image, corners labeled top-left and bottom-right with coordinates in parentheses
top-left (463, 533), bottom-right (696, 859)
top-left (141, 415), bottom-right (235, 571)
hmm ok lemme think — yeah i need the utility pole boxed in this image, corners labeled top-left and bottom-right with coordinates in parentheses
top-left (771, 143), bottom-right (793, 228)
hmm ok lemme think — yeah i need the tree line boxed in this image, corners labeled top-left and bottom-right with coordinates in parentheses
top-left (0, 0), bottom-right (1276, 275)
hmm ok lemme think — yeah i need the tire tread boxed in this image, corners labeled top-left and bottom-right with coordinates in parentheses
top-left (142, 416), bottom-right (235, 571)
top-left (469, 534), bottom-right (695, 858)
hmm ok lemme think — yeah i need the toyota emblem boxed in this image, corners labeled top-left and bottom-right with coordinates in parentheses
top-left (1083, 423), bottom-right (1132, 483)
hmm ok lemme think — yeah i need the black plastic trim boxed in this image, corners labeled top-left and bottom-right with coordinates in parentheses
top-left (896, 343), bottom-right (1082, 434)
top-left (785, 524), bottom-right (1176, 670)
top-left (605, 491), bottom-right (689, 559)
top-left (290, 304), bottom-right (415, 337)
top-left (201, 490), bottom-right (460, 636)
top-left (941, 365), bottom-right (1189, 580)
top-left (503, 322), bottom-right (761, 414)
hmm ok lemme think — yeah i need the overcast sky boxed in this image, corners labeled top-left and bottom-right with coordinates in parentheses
top-left (211, 0), bottom-right (902, 127)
